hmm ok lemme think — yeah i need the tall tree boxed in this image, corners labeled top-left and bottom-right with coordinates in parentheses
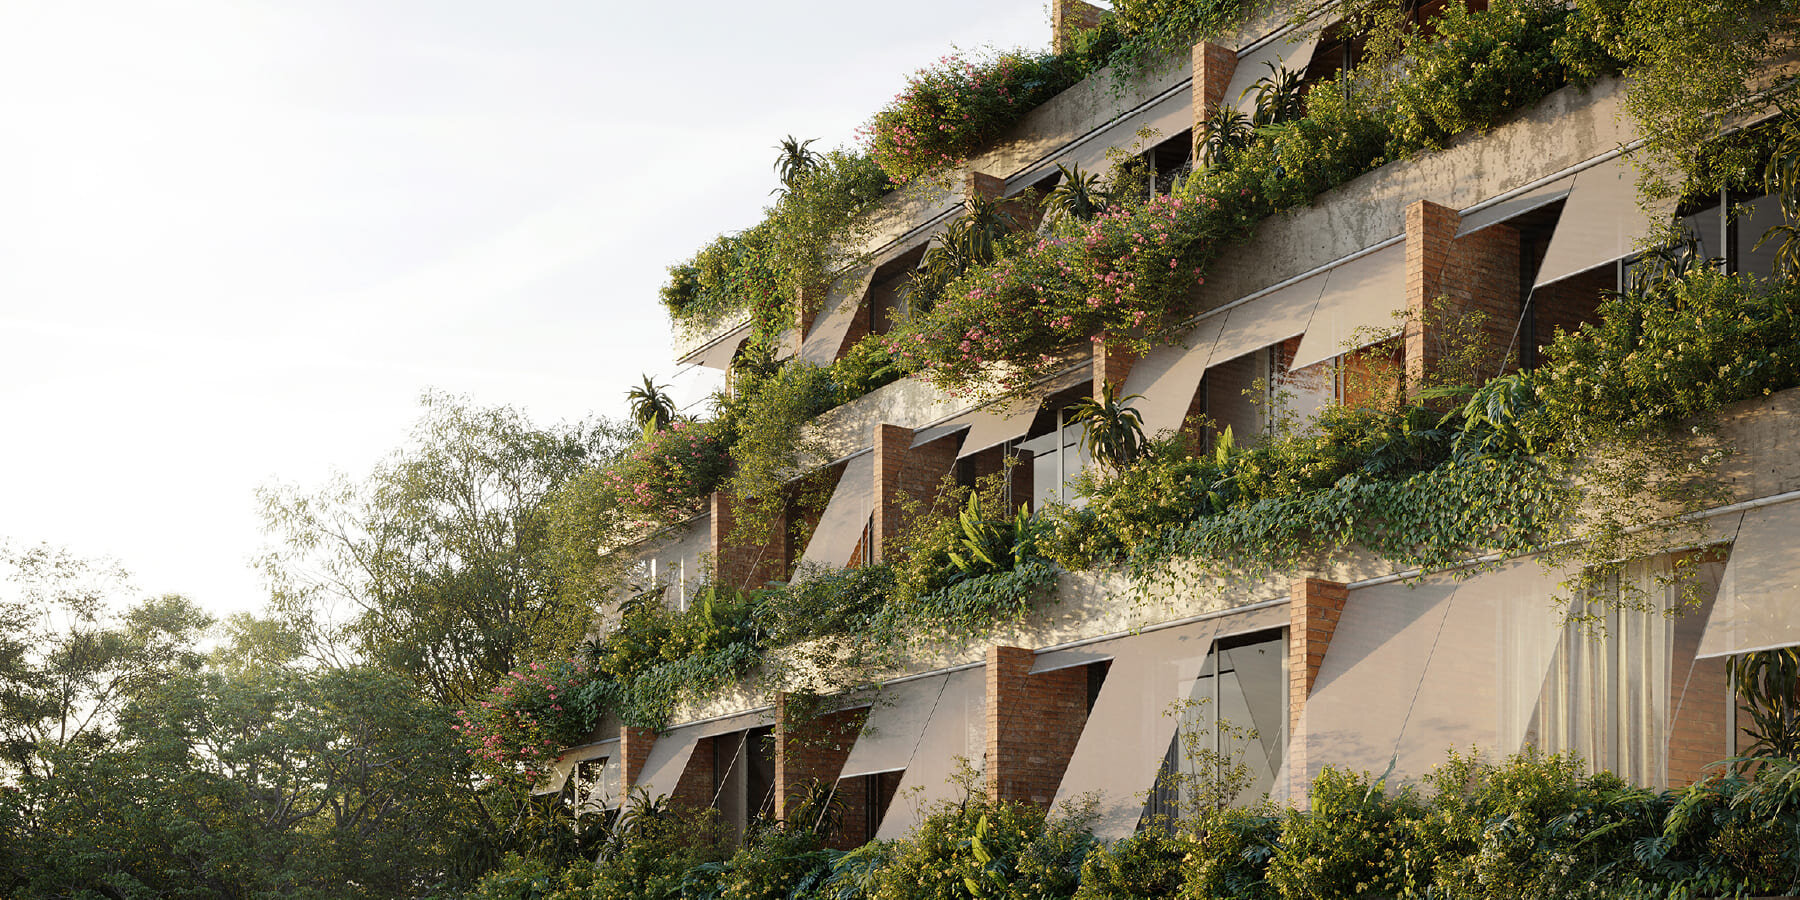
top-left (257, 391), bottom-right (632, 708)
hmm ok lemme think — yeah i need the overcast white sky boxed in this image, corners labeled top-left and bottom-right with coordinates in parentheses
top-left (0, 0), bottom-right (1058, 615)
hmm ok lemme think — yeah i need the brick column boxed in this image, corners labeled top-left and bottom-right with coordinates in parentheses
top-left (1191, 42), bottom-right (1238, 158)
top-left (966, 171), bottom-right (1005, 206)
top-left (710, 490), bottom-right (789, 590)
top-left (618, 725), bottom-right (657, 794)
top-left (871, 423), bottom-right (958, 562)
top-left (1405, 199), bottom-right (1524, 389)
top-left (1288, 578), bottom-right (1347, 804)
top-left (985, 645), bottom-right (1089, 809)
top-left (795, 285), bottom-right (818, 352)
top-left (772, 693), bottom-right (867, 824)
top-left (1052, 0), bottom-right (1107, 54)
top-left (1093, 337), bottom-right (1139, 401)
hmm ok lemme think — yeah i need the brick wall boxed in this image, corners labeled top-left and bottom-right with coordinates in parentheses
top-left (1531, 266), bottom-right (1610, 364)
top-left (1094, 337), bottom-right (1140, 401)
top-left (619, 725), bottom-right (656, 793)
top-left (773, 693), bottom-right (868, 824)
top-left (1052, 0), bottom-right (1107, 54)
top-left (986, 646), bottom-right (1090, 808)
top-left (710, 491), bottom-right (790, 590)
top-left (1667, 587), bottom-right (1731, 788)
top-left (669, 734), bottom-right (718, 812)
top-left (871, 424), bottom-right (959, 562)
top-left (1289, 578), bottom-right (1347, 803)
top-left (1405, 200), bottom-right (1524, 388)
top-left (1191, 42), bottom-right (1239, 158)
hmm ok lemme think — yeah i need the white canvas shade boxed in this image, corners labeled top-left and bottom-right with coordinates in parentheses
top-left (1223, 31), bottom-right (1321, 121)
top-left (1290, 243), bottom-right (1406, 371)
top-left (1698, 499), bottom-right (1800, 658)
top-left (799, 270), bottom-right (877, 365)
top-left (534, 739), bottom-right (617, 796)
top-left (838, 675), bottom-right (949, 779)
top-left (798, 452), bottom-right (874, 570)
top-left (874, 667), bottom-right (987, 840)
top-left (1061, 87), bottom-right (1194, 180)
top-left (633, 709), bottom-right (775, 800)
top-left (1535, 155), bottom-right (1677, 287)
top-left (1120, 314), bottom-right (1227, 439)
top-left (1457, 176), bottom-right (1575, 238)
top-left (687, 324), bottom-right (752, 371)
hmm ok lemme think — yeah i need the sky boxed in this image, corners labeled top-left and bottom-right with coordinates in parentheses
top-left (0, 0), bottom-right (1062, 616)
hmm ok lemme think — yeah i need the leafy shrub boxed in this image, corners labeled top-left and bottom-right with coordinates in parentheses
top-left (864, 49), bottom-right (1106, 184)
top-left (602, 421), bottom-right (730, 527)
top-left (1073, 828), bottom-right (1186, 900)
top-left (864, 795), bottom-right (1094, 900)
top-left (455, 657), bottom-right (599, 788)
top-left (1380, 0), bottom-right (1584, 154)
top-left (1265, 768), bottom-right (1419, 899)
top-left (1531, 266), bottom-right (1800, 441)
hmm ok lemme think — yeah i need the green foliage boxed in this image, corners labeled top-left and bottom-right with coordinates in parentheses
top-left (862, 792), bottom-right (1096, 900)
top-left (628, 374), bottom-right (679, 436)
top-left (663, 151), bottom-right (890, 343)
top-left (257, 392), bottom-right (627, 708)
top-left (1728, 649), bottom-right (1800, 759)
top-left (1074, 828), bottom-right (1186, 900)
top-left (717, 360), bottom-right (842, 547)
top-left (863, 47), bottom-right (1113, 184)
top-left (1379, 0), bottom-right (1589, 154)
top-left (1041, 164), bottom-right (1111, 226)
top-left (1265, 768), bottom-right (1419, 899)
top-left (601, 420), bottom-right (732, 526)
top-left (1066, 383), bottom-right (1147, 471)
top-left (909, 195), bottom-right (1022, 310)
top-left (1105, 0), bottom-right (1245, 75)
top-left (1531, 267), bottom-right (1800, 440)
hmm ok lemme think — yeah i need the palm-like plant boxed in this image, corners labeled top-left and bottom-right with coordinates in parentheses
top-left (908, 195), bottom-right (1018, 310)
top-left (1040, 163), bottom-right (1108, 224)
top-left (626, 374), bottom-right (677, 437)
top-left (1195, 105), bottom-right (1254, 169)
top-left (1728, 648), bottom-right (1800, 759)
top-left (773, 134), bottom-right (820, 191)
top-left (946, 492), bottom-right (1043, 580)
top-left (1065, 383), bottom-right (1148, 472)
top-left (1246, 62), bottom-right (1306, 127)
top-left (1756, 118), bottom-right (1800, 280)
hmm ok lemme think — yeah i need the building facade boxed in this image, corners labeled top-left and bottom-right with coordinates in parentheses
top-left (545, 0), bottom-right (1800, 847)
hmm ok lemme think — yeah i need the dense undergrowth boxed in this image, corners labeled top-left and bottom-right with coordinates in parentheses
top-left (471, 750), bottom-right (1800, 900)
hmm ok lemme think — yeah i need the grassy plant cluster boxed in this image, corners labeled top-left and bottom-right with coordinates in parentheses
top-left (467, 751), bottom-right (1800, 900)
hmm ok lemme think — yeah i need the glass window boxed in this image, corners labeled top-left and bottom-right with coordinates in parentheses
top-left (1142, 630), bottom-right (1287, 827)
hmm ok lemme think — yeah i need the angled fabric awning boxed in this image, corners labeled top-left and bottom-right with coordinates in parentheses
top-left (874, 666), bottom-right (987, 840)
top-left (1697, 500), bottom-right (1800, 658)
top-left (1297, 557), bottom-right (1573, 791)
top-left (954, 363), bottom-right (1092, 458)
top-left (1224, 30), bottom-right (1322, 121)
top-left (1122, 315), bottom-right (1228, 439)
top-left (633, 709), bottom-right (775, 800)
top-left (1290, 243), bottom-right (1406, 372)
top-left (798, 452), bottom-right (874, 570)
top-left (1048, 620), bottom-right (1224, 839)
top-left (1062, 87), bottom-right (1194, 180)
top-left (685, 323), bottom-right (753, 371)
top-left (800, 270), bottom-right (877, 365)
top-left (1209, 270), bottom-right (1330, 369)
top-left (1457, 176), bottom-right (1574, 238)
top-left (1534, 155), bottom-right (1677, 288)
top-left (838, 675), bottom-right (949, 779)
top-left (909, 413), bottom-right (976, 449)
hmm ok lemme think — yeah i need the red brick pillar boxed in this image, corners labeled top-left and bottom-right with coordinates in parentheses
top-left (1289, 578), bottom-right (1347, 804)
top-left (1093, 337), bottom-right (1139, 401)
top-left (1405, 199), bottom-right (1524, 388)
top-left (871, 423), bottom-right (958, 562)
top-left (986, 646), bottom-right (1089, 809)
top-left (1052, 0), bottom-right (1107, 54)
top-left (619, 725), bottom-right (656, 794)
top-left (773, 693), bottom-right (868, 827)
top-left (710, 490), bottom-right (789, 590)
top-left (966, 171), bottom-right (1005, 206)
top-left (1192, 42), bottom-right (1238, 157)
top-left (795, 285), bottom-right (818, 353)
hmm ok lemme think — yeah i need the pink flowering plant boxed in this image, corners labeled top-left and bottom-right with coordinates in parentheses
top-left (863, 48), bottom-right (1095, 184)
top-left (454, 657), bottom-right (601, 788)
top-left (603, 421), bottom-right (730, 527)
